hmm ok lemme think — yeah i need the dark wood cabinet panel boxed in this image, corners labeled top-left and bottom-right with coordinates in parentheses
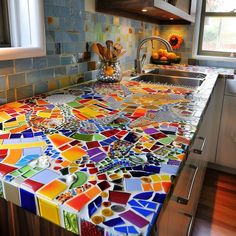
top-left (0, 198), bottom-right (76, 236)
top-left (95, 0), bottom-right (197, 24)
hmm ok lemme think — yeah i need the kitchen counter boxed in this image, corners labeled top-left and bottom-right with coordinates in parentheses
top-left (0, 65), bottom-right (233, 235)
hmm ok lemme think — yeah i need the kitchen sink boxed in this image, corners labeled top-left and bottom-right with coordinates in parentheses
top-left (133, 74), bottom-right (204, 87)
top-left (149, 69), bottom-right (206, 79)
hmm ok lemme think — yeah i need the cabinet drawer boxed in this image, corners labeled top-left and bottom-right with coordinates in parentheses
top-left (157, 204), bottom-right (194, 236)
top-left (171, 154), bottom-right (205, 214)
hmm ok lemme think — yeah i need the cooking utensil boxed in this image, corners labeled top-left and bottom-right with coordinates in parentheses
top-left (92, 43), bottom-right (104, 60)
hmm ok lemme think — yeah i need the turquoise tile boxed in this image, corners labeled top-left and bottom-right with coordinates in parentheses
top-left (16, 85), bottom-right (34, 100)
top-left (0, 75), bottom-right (8, 91)
top-left (47, 55), bottom-right (60, 67)
top-left (0, 60), bottom-right (14, 75)
top-left (34, 81), bottom-right (49, 95)
top-left (8, 73), bottom-right (26, 89)
top-left (78, 62), bottom-right (88, 73)
top-left (7, 89), bottom-right (16, 102)
top-left (0, 91), bottom-right (7, 105)
top-left (84, 70), bottom-right (97, 82)
top-left (55, 66), bottom-right (66, 76)
top-left (66, 65), bottom-right (78, 75)
top-left (27, 69), bottom-right (54, 84)
top-left (61, 55), bottom-right (74, 65)
top-left (15, 58), bottom-right (33, 72)
top-left (33, 57), bottom-right (48, 69)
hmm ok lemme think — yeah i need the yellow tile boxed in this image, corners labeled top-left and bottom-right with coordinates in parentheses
top-left (161, 175), bottom-right (171, 181)
top-left (132, 148), bottom-right (142, 154)
top-left (16, 114), bottom-right (26, 122)
top-left (4, 121), bottom-right (19, 128)
top-left (61, 146), bottom-right (86, 162)
top-left (38, 110), bottom-right (51, 118)
top-left (37, 179), bottom-right (67, 200)
top-left (113, 16), bottom-right (120, 25)
top-left (38, 197), bottom-right (60, 226)
top-left (78, 107), bottom-right (101, 118)
top-left (143, 142), bottom-right (153, 149)
top-left (0, 141), bottom-right (47, 150)
top-left (150, 174), bottom-right (161, 182)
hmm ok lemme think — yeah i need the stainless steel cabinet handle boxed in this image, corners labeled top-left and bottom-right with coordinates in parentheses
top-left (184, 212), bottom-right (194, 236)
top-left (192, 136), bottom-right (206, 154)
top-left (176, 164), bottom-right (198, 205)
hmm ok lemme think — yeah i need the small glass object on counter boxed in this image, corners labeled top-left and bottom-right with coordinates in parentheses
top-left (97, 60), bottom-right (122, 83)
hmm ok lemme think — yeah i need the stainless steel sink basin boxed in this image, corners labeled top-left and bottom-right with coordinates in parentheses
top-left (149, 69), bottom-right (206, 79)
top-left (133, 74), bottom-right (204, 87)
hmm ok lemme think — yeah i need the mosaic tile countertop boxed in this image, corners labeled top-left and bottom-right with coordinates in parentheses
top-left (0, 65), bottom-right (233, 236)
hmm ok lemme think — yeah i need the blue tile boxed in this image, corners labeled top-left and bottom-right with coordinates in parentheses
top-left (33, 57), bottom-right (48, 69)
top-left (0, 76), bottom-right (7, 91)
top-left (8, 73), bottom-right (26, 89)
top-left (20, 188), bottom-right (37, 214)
top-left (15, 58), bottom-right (33, 72)
top-left (47, 55), bottom-right (60, 67)
top-left (0, 60), bottom-right (14, 75)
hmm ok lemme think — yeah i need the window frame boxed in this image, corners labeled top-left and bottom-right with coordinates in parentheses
top-left (193, 0), bottom-right (236, 61)
top-left (0, 0), bottom-right (46, 61)
top-left (0, 0), bottom-right (11, 47)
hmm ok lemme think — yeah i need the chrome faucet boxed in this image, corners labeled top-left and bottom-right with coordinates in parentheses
top-left (135, 36), bottom-right (173, 74)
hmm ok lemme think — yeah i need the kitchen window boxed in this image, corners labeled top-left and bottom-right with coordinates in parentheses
top-left (0, 0), bottom-right (11, 47)
top-left (198, 0), bottom-right (236, 57)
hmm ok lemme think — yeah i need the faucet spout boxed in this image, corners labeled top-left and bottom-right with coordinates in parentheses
top-left (135, 36), bottom-right (173, 74)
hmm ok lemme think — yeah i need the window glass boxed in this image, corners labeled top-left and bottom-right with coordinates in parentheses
top-left (202, 17), bottom-right (236, 52)
top-left (206, 0), bottom-right (236, 12)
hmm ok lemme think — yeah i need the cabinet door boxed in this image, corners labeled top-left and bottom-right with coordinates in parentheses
top-left (216, 95), bottom-right (236, 169)
top-left (197, 78), bottom-right (225, 163)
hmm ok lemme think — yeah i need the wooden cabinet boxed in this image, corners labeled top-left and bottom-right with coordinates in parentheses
top-left (0, 198), bottom-right (76, 236)
top-left (95, 0), bottom-right (197, 24)
top-left (157, 133), bottom-right (208, 235)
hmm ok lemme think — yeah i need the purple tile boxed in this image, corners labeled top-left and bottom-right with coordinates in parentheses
top-left (91, 153), bottom-right (106, 162)
top-left (87, 147), bottom-right (102, 157)
top-left (119, 210), bottom-right (149, 228)
top-left (144, 128), bottom-right (158, 135)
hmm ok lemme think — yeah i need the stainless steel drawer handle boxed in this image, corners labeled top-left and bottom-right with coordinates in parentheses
top-left (192, 136), bottom-right (206, 155)
top-left (176, 164), bottom-right (198, 205)
top-left (184, 212), bottom-right (194, 236)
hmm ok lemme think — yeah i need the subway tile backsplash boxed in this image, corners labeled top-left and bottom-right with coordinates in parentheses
top-left (0, 0), bottom-right (191, 105)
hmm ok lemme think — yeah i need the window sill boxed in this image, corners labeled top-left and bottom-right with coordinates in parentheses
top-left (193, 55), bottom-right (236, 63)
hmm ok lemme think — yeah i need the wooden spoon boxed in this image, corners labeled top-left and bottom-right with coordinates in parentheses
top-left (96, 43), bottom-right (105, 60)
top-left (106, 40), bottom-right (113, 60)
top-left (116, 50), bottom-right (127, 59)
top-left (91, 43), bottom-right (104, 60)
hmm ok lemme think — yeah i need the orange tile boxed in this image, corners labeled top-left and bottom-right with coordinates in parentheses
top-left (142, 183), bottom-right (153, 191)
top-left (2, 149), bottom-right (22, 165)
top-left (177, 153), bottom-right (186, 161)
top-left (85, 185), bottom-right (101, 199)
top-left (61, 146), bottom-right (86, 162)
top-left (37, 179), bottom-right (67, 200)
top-left (153, 182), bottom-right (163, 191)
top-left (66, 193), bottom-right (90, 211)
top-left (10, 124), bottom-right (29, 133)
top-left (162, 182), bottom-right (172, 193)
top-left (61, 160), bottom-right (71, 167)
top-left (48, 133), bottom-right (72, 147)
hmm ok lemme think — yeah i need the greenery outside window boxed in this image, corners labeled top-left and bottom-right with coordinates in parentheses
top-left (198, 0), bottom-right (236, 57)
